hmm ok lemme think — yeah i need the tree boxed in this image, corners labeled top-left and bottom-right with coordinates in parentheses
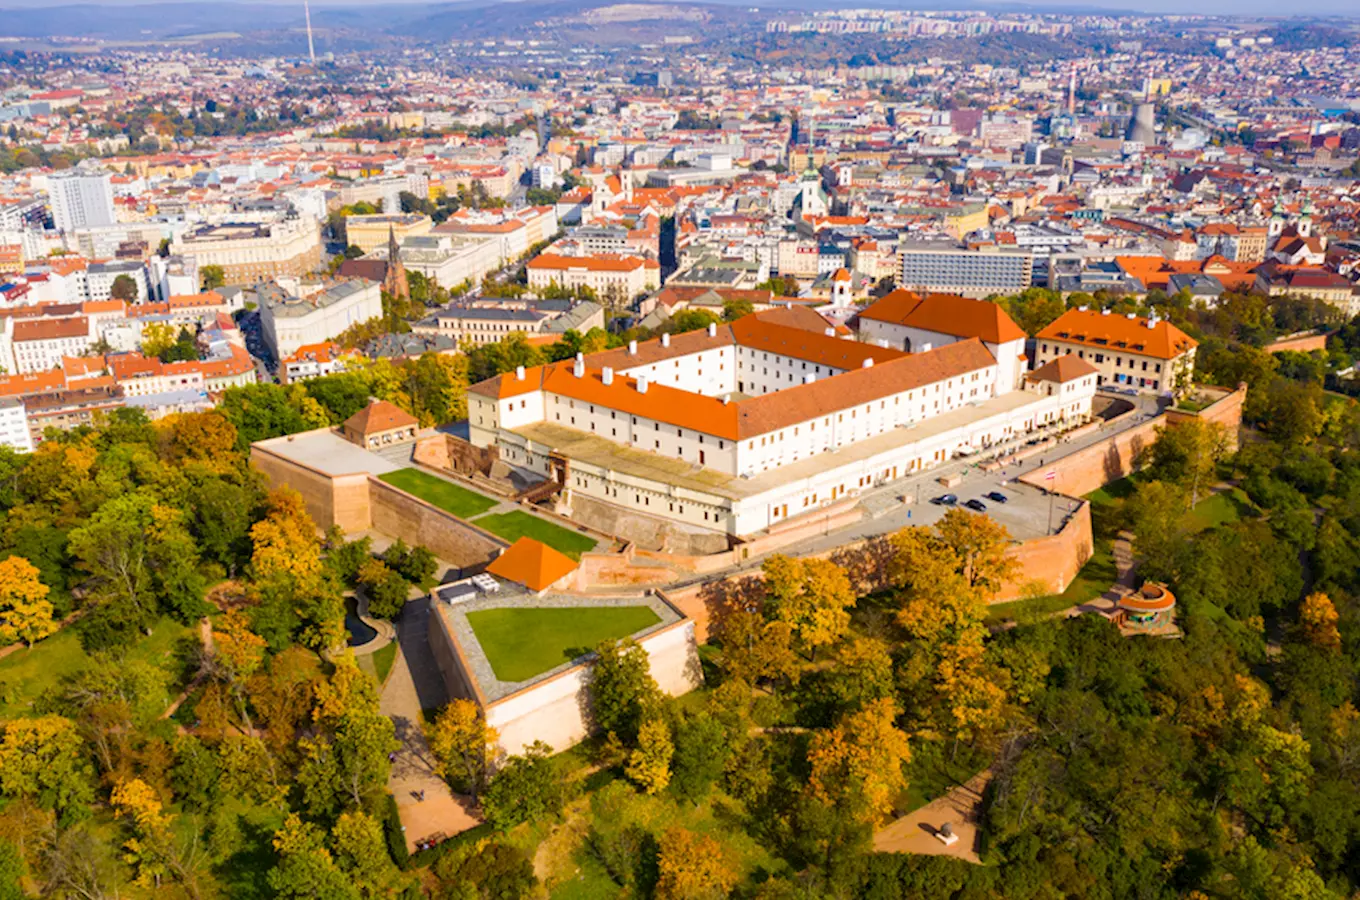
top-left (1139, 418), bottom-right (1230, 506)
top-left (218, 383), bottom-right (310, 445)
top-left (932, 509), bottom-right (1020, 594)
top-left (670, 714), bottom-right (731, 804)
top-left (268, 814), bottom-right (360, 900)
top-left (1124, 480), bottom-right (1192, 583)
top-left (719, 612), bottom-right (800, 688)
top-left (0, 555), bottom-right (56, 647)
top-left (1298, 592), bottom-right (1341, 651)
top-left (0, 716), bottom-right (94, 814)
top-left (332, 811), bottom-right (405, 898)
top-left (428, 699), bottom-right (498, 799)
top-left (761, 555), bottom-right (855, 658)
top-left (357, 558), bottom-right (408, 620)
top-left (109, 274), bottom-right (139, 302)
top-left (625, 719), bottom-right (673, 795)
top-left (655, 827), bottom-right (738, 900)
top-left (481, 741), bottom-right (566, 830)
top-left (201, 265), bottom-right (225, 290)
top-left (140, 321), bottom-right (177, 359)
top-left (0, 839), bottom-right (22, 900)
top-left (807, 698), bottom-right (911, 826)
top-left (589, 638), bottom-right (661, 743)
top-left (110, 777), bottom-right (175, 890)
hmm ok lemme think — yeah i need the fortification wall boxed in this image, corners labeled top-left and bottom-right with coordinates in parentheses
top-left (249, 442), bottom-right (372, 533)
top-left (367, 477), bottom-right (504, 571)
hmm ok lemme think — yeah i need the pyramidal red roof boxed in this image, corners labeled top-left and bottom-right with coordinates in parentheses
top-left (486, 537), bottom-right (579, 591)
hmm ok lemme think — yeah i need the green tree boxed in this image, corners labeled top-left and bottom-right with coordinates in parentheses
top-left (481, 741), bottom-right (566, 830)
top-left (0, 715), bottom-right (95, 814)
top-left (109, 273), bottom-right (139, 302)
top-left (625, 718), bottom-right (673, 795)
top-left (268, 814), bottom-right (361, 900)
top-left (589, 638), bottom-right (661, 743)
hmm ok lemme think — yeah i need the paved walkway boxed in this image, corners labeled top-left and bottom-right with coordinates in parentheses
top-left (873, 770), bottom-right (991, 864)
top-left (379, 596), bottom-right (481, 852)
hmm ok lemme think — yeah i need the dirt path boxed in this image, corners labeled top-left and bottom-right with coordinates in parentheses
top-left (873, 770), bottom-right (991, 864)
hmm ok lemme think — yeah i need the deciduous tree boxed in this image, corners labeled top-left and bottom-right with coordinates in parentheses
top-left (655, 827), bottom-right (738, 900)
top-left (0, 555), bottom-right (56, 647)
top-left (428, 699), bottom-right (498, 799)
top-left (807, 698), bottom-right (911, 826)
top-left (625, 719), bottom-right (673, 795)
top-left (761, 555), bottom-right (855, 658)
top-left (589, 638), bottom-right (661, 743)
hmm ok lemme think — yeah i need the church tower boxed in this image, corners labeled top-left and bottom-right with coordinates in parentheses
top-left (383, 225), bottom-right (410, 300)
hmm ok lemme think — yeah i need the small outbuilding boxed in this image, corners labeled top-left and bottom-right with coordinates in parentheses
top-left (342, 399), bottom-right (418, 451)
top-left (485, 536), bottom-right (580, 594)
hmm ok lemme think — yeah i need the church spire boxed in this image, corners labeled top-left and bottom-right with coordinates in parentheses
top-left (387, 224), bottom-right (400, 262)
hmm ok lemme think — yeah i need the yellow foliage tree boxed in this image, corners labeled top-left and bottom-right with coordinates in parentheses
top-left (140, 322), bottom-right (177, 358)
top-left (625, 719), bottom-right (674, 795)
top-left (111, 777), bottom-right (172, 889)
top-left (0, 555), bottom-right (57, 647)
top-left (214, 610), bottom-right (267, 683)
top-left (655, 827), bottom-right (738, 900)
top-left (807, 698), bottom-right (911, 826)
top-left (427, 699), bottom-right (499, 799)
top-left (1298, 592), bottom-right (1341, 651)
top-left (761, 555), bottom-right (855, 658)
top-left (250, 488), bottom-right (324, 585)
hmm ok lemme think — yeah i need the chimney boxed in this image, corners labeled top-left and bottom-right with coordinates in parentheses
top-left (602, 366), bottom-right (613, 385)
top-left (573, 353), bottom-right (585, 378)
top-left (707, 322), bottom-right (717, 337)
top-left (862, 357), bottom-right (874, 369)
top-left (628, 339), bottom-right (637, 355)
top-left (515, 365), bottom-right (525, 381)
top-left (661, 332), bottom-right (671, 347)
top-left (637, 375), bottom-right (649, 393)
top-left (804, 373), bottom-right (816, 384)
top-left (824, 327), bottom-right (835, 337)
top-left (1126, 312), bottom-right (1136, 319)
top-left (1078, 305), bottom-right (1089, 312)
top-left (1101, 308), bottom-right (1111, 316)
top-left (722, 395), bottom-right (730, 405)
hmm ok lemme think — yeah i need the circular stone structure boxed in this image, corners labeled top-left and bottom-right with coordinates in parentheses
top-left (1118, 582), bottom-right (1176, 631)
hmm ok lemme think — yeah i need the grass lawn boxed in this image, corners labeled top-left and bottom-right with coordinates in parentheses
top-left (471, 511), bottom-right (597, 560)
top-left (371, 641), bottom-right (398, 685)
top-left (1186, 488), bottom-right (1255, 533)
top-left (378, 469), bottom-right (497, 519)
top-left (1085, 474), bottom-right (1143, 509)
top-left (466, 606), bottom-right (662, 682)
top-left (984, 538), bottom-right (1118, 627)
top-left (0, 616), bottom-right (193, 718)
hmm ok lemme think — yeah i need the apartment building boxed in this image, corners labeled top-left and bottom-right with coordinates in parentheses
top-left (259, 279), bottom-right (383, 359)
top-left (898, 244), bottom-right (1033, 298)
top-left (48, 170), bottom-right (116, 232)
top-left (281, 342), bottom-right (352, 384)
top-left (171, 219), bottom-right (322, 284)
top-left (0, 397), bottom-right (32, 452)
top-left (6, 316), bottom-right (96, 373)
top-left (526, 253), bottom-right (660, 298)
top-left (345, 214), bottom-right (433, 253)
top-left (1035, 308), bottom-right (1198, 395)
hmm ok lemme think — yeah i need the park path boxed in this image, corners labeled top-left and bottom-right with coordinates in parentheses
top-left (873, 770), bottom-right (990, 864)
top-left (161, 617), bottom-right (215, 721)
top-left (379, 598), bottom-right (481, 853)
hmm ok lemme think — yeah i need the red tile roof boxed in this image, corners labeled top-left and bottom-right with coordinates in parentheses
top-left (858, 289), bottom-right (1025, 344)
top-left (485, 537), bottom-right (579, 592)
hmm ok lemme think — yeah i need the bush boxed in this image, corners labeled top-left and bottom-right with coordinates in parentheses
top-left (381, 793), bottom-right (409, 869)
top-left (431, 839), bottom-right (538, 899)
top-left (327, 535), bottom-right (374, 585)
top-left (481, 741), bottom-right (568, 830)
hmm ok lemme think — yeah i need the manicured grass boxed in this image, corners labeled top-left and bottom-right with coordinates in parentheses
top-left (471, 511), bottom-right (597, 560)
top-left (1186, 489), bottom-right (1255, 533)
top-left (371, 641), bottom-right (398, 685)
top-left (466, 606), bottom-right (662, 682)
top-left (984, 538), bottom-right (1118, 627)
top-left (378, 468), bottom-right (497, 519)
top-left (0, 616), bottom-right (192, 718)
top-left (1085, 474), bottom-right (1142, 509)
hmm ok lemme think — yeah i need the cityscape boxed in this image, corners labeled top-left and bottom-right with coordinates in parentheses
top-left (0, 2), bottom-right (1359, 898)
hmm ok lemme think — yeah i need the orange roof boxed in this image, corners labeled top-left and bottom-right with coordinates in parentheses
top-left (485, 537), bottom-right (579, 591)
top-left (858, 290), bottom-right (1025, 344)
top-left (526, 253), bottom-right (659, 273)
top-left (1038, 309), bottom-right (1197, 360)
top-left (1029, 355), bottom-right (1097, 383)
top-left (344, 399), bottom-right (417, 435)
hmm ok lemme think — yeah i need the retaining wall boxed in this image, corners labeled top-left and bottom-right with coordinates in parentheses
top-left (249, 443), bottom-right (372, 533)
top-left (367, 477), bottom-right (504, 571)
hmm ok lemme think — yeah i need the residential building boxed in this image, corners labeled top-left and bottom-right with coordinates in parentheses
top-left (258, 279), bottom-right (384, 359)
top-left (48, 170), bottom-right (116, 232)
top-left (1035, 308), bottom-right (1198, 395)
top-left (898, 243), bottom-right (1033, 298)
top-left (526, 253), bottom-right (660, 299)
top-left (0, 397), bottom-right (32, 453)
top-left (281, 342), bottom-right (352, 384)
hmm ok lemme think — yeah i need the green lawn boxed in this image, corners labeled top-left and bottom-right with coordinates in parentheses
top-left (1186, 489), bottom-right (1255, 533)
top-left (0, 616), bottom-right (193, 718)
top-left (471, 511), bottom-right (597, 560)
top-left (378, 469), bottom-right (497, 519)
top-left (466, 606), bottom-right (662, 682)
top-left (371, 641), bottom-right (398, 685)
top-left (984, 538), bottom-right (1118, 627)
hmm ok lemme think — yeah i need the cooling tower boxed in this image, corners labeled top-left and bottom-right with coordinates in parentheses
top-left (1127, 103), bottom-right (1157, 145)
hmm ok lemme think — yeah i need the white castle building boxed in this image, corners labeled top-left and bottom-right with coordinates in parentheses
top-left (468, 299), bottom-right (1096, 538)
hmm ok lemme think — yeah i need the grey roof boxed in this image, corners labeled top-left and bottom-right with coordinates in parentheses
top-left (260, 279), bottom-right (371, 318)
top-left (433, 306), bottom-right (546, 323)
top-left (544, 301), bottom-right (602, 334)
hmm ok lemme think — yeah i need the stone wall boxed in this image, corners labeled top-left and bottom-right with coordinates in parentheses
top-left (419, 433), bottom-right (500, 478)
top-left (249, 442), bottom-right (372, 533)
top-left (427, 600), bottom-right (486, 706)
top-left (367, 477), bottom-right (504, 571)
top-left (480, 620), bottom-right (701, 756)
top-left (1263, 332), bottom-right (1329, 354)
top-left (566, 493), bottom-right (729, 555)
top-left (662, 501), bottom-right (1094, 643)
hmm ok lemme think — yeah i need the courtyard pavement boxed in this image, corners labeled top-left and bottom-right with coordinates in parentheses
top-left (873, 770), bottom-right (991, 864)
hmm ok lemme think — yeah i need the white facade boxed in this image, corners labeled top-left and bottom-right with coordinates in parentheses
top-left (0, 398), bottom-right (32, 453)
top-left (48, 171), bottom-right (116, 232)
top-left (260, 280), bottom-right (383, 359)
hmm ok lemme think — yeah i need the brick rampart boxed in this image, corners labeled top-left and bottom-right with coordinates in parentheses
top-left (249, 442), bottom-right (372, 533)
top-left (367, 477), bottom-right (505, 571)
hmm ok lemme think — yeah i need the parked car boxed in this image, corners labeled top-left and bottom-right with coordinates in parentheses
top-left (964, 498), bottom-right (987, 512)
top-left (931, 494), bottom-right (958, 506)
top-left (985, 491), bottom-right (1008, 504)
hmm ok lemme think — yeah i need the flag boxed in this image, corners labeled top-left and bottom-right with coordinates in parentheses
top-left (1044, 470), bottom-right (1057, 482)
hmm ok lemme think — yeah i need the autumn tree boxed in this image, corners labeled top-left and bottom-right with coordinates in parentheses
top-left (268, 814), bottom-right (360, 900)
top-left (625, 719), bottom-right (674, 795)
top-left (0, 555), bottom-right (56, 647)
top-left (932, 508), bottom-right (1021, 595)
top-left (332, 810), bottom-right (406, 897)
top-left (1297, 592), bottom-right (1341, 652)
top-left (0, 716), bottom-right (94, 815)
top-left (428, 699), bottom-right (499, 799)
top-left (807, 699), bottom-right (911, 826)
top-left (719, 611), bottom-right (800, 689)
top-left (761, 555), bottom-right (855, 658)
top-left (655, 827), bottom-right (739, 900)
top-left (589, 638), bottom-right (661, 743)
top-left (140, 322), bottom-right (177, 358)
